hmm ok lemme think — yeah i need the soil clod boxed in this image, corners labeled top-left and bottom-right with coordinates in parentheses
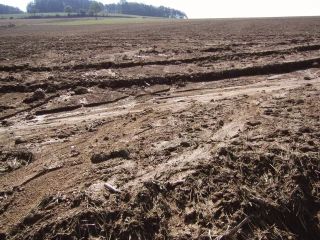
top-left (91, 149), bottom-right (130, 163)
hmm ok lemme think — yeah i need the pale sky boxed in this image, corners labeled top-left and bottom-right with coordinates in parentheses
top-left (1, 0), bottom-right (320, 19)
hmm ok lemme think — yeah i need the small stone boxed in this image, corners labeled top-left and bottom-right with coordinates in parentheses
top-left (33, 88), bottom-right (46, 100)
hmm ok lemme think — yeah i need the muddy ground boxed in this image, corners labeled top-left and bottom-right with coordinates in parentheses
top-left (0, 17), bottom-right (320, 239)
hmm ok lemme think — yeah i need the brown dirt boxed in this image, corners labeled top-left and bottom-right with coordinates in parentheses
top-left (0, 17), bottom-right (320, 240)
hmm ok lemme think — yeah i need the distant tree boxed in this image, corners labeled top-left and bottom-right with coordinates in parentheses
top-left (26, 0), bottom-right (94, 13)
top-left (78, 8), bottom-right (86, 16)
top-left (89, 1), bottom-right (102, 19)
top-left (64, 5), bottom-right (73, 14)
top-left (99, 2), bottom-right (105, 12)
top-left (26, 2), bottom-right (34, 13)
top-left (105, 3), bottom-right (117, 14)
top-left (106, 1), bottom-right (187, 18)
top-left (0, 4), bottom-right (23, 14)
top-left (24, 0), bottom-right (186, 18)
top-left (29, 7), bottom-right (40, 16)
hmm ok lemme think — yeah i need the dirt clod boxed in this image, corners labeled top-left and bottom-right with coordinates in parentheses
top-left (74, 86), bottom-right (89, 95)
top-left (0, 151), bottom-right (33, 172)
top-left (91, 149), bottom-right (130, 163)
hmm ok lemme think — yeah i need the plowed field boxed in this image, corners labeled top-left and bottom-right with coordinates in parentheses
top-left (1, 17), bottom-right (320, 239)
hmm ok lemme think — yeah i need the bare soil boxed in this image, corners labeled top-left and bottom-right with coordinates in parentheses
top-left (1, 17), bottom-right (320, 239)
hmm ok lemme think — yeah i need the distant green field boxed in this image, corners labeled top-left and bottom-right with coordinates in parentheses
top-left (0, 11), bottom-right (182, 26)
top-left (0, 12), bottom-right (70, 19)
top-left (47, 17), bottom-right (169, 26)
top-left (0, 12), bottom-right (167, 20)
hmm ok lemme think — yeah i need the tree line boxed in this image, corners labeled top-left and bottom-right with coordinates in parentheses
top-left (106, 1), bottom-right (187, 18)
top-left (27, 0), bottom-right (95, 13)
top-left (0, 4), bottom-right (23, 14)
top-left (26, 0), bottom-right (187, 18)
